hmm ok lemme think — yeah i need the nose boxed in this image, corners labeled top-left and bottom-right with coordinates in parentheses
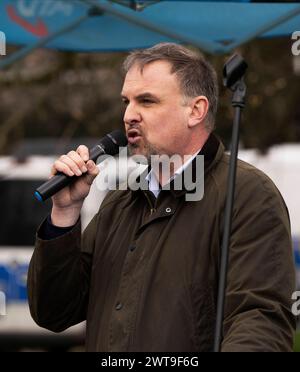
top-left (123, 102), bottom-right (141, 126)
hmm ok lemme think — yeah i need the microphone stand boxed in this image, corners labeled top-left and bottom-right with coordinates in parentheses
top-left (213, 55), bottom-right (248, 352)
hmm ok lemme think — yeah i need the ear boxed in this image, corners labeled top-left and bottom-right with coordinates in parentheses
top-left (187, 96), bottom-right (209, 129)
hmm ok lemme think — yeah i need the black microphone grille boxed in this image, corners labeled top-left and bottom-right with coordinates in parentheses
top-left (101, 130), bottom-right (128, 155)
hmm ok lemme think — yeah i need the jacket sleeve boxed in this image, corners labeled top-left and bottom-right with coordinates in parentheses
top-left (221, 168), bottom-right (296, 352)
top-left (27, 212), bottom-right (98, 333)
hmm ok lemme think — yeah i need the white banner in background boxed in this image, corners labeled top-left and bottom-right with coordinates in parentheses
top-left (0, 291), bottom-right (6, 316)
top-left (0, 31), bottom-right (6, 56)
top-left (292, 31), bottom-right (300, 56)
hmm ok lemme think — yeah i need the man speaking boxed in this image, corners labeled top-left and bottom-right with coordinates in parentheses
top-left (27, 43), bottom-right (296, 352)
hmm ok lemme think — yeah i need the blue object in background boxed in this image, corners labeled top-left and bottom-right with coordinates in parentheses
top-left (294, 238), bottom-right (300, 266)
top-left (0, 263), bottom-right (28, 303)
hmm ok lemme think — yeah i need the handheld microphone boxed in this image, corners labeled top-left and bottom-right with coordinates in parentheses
top-left (34, 130), bottom-right (128, 202)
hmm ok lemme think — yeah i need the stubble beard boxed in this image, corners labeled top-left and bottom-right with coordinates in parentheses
top-left (128, 139), bottom-right (160, 165)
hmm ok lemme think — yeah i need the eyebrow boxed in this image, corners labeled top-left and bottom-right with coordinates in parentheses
top-left (121, 92), bottom-right (159, 101)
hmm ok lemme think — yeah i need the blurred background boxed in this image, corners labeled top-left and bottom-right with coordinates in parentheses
top-left (0, 0), bottom-right (300, 352)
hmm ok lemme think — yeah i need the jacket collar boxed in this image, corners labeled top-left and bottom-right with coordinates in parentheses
top-left (168, 132), bottom-right (224, 198)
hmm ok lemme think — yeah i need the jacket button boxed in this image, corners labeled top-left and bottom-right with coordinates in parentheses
top-left (129, 245), bottom-right (136, 252)
top-left (115, 302), bottom-right (123, 311)
top-left (166, 207), bottom-right (172, 213)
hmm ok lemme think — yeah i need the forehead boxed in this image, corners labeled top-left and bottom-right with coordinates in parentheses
top-left (122, 60), bottom-right (182, 97)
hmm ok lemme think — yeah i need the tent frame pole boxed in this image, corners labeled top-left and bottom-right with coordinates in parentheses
top-left (78, 0), bottom-right (221, 53)
top-left (0, 11), bottom-right (94, 70)
top-left (225, 4), bottom-right (300, 53)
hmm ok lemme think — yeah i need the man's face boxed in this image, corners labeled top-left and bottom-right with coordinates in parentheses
top-left (121, 61), bottom-right (191, 160)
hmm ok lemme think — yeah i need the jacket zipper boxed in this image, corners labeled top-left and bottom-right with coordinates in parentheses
top-left (144, 192), bottom-right (157, 215)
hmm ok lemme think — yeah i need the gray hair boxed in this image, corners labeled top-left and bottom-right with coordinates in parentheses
top-left (123, 43), bottom-right (219, 132)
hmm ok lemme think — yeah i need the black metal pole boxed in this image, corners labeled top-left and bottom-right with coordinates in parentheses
top-left (213, 104), bottom-right (242, 352)
top-left (213, 54), bottom-right (247, 352)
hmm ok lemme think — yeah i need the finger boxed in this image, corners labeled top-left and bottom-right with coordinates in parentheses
top-left (50, 166), bottom-right (57, 176)
top-left (84, 160), bottom-right (99, 185)
top-left (67, 151), bottom-right (88, 174)
top-left (77, 145), bottom-right (89, 162)
top-left (52, 160), bottom-right (75, 177)
top-left (50, 163), bottom-right (63, 176)
top-left (59, 155), bottom-right (85, 176)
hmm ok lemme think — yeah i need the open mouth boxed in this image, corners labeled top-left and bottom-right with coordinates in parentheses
top-left (127, 129), bottom-right (142, 145)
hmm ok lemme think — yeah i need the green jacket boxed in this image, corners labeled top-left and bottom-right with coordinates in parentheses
top-left (28, 134), bottom-right (296, 352)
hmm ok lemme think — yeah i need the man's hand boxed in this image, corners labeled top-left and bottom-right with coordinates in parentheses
top-left (50, 145), bottom-right (99, 227)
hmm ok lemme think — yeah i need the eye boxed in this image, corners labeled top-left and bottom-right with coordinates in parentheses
top-left (122, 98), bottom-right (129, 106)
top-left (141, 98), bottom-right (154, 105)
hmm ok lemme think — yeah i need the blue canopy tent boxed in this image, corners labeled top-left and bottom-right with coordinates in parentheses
top-left (0, 0), bottom-right (300, 69)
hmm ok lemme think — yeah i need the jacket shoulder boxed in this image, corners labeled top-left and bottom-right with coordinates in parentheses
top-left (235, 157), bottom-right (285, 201)
top-left (212, 153), bottom-right (290, 223)
top-left (218, 153), bottom-right (284, 198)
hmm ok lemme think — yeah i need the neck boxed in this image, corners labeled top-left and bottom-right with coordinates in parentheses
top-left (154, 131), bottom-right (210, 187)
